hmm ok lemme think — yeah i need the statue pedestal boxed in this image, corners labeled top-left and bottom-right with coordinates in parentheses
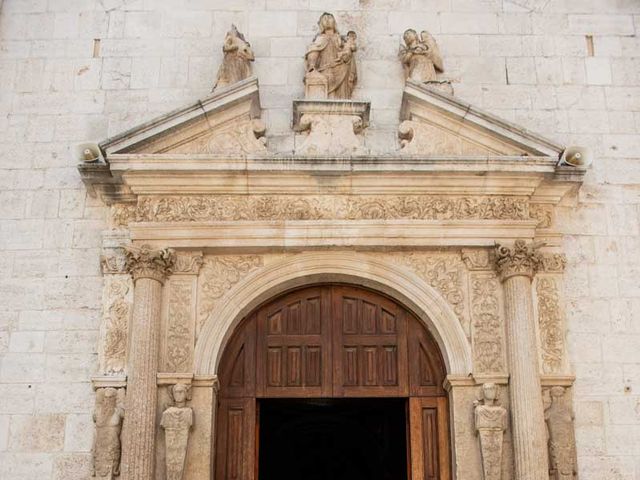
top-left (292, 99), bottom-right (370, 156)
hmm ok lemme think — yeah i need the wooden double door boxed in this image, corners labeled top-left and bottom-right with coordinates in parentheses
top-left (215, 285), bottom-right (450, 480)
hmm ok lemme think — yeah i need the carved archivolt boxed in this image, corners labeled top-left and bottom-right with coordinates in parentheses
top-left (536, 277), bottom-right (565, 374)
top-left (99, 275), bottom-right (132, 374)
top-left (395, 253), bottom-right (469, 336)
top-left (197, 255), bottom-right (264, 331)
top-left (136, 195), bottom-right (529, 223)
top-left (470, 273), bottom-right (505, 374)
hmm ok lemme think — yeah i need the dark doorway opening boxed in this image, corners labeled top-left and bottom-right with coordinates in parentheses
top-left (258, 398), bottom-right (408, 480)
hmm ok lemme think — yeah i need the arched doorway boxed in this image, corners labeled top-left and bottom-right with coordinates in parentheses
top-left (215, 285), bottom-right (450, 480)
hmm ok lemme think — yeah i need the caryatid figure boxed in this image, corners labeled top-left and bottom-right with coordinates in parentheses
top-left (213, 25), bottom-right (255, 91)
top-left (161, 383), bottom-right (194, 480)
top-left (304, 12), bottom-right (358, 99)
top-left (545, 387), bottom-right (578, 480)
top-left (92, 387), bottom-right (125, 479)
top-left (400, 29), bottom-right (444, 83)
top-left (474, 383), bottom-right (508, 480)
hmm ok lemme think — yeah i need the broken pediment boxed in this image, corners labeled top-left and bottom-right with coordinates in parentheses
top-left (100, 76), bottom-right (266, 156)
top-left (399, 80), bottom-right (564, 157)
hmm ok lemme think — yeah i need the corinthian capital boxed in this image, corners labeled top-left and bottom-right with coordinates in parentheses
top-left (124, 244), bottom-right (176, 283)
top-left (494, 240), bottom-right (542, 282)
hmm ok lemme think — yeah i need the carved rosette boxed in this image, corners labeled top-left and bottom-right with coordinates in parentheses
top-left (495, 240), bottom-right (543, 282)
top-left (124, 244), bottom-right (176, 284)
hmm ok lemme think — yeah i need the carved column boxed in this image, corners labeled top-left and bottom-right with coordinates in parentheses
top-left (495, 240), bottom-right (549, 480)
top-left (120, 245), bottom-right (176, 480)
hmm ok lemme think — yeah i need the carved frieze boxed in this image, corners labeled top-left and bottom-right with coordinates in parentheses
top-left (110, 204), bottom-right (137, 229)
top-left (99, 275), bottom-right (132, 374)
top-left (197, 255), bottom-right (264, 332)
top-left (395, 253), bottom-right (469, 336)
top-left (470, 273), bottom-right (505, 374)
top-left (136, 195), bottom-right (529, 223)
top-left (529, 203), bottom-right (553, 229)
top-left (535, 277), bottom-right (565, 374)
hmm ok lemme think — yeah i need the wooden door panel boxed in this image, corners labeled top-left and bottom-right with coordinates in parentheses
top-left (409, 397), bottom-right (450, 480)
top-left (257, 287), bottom-right (332, 397)
top-left (218, 314), bottom-right (256, 399)
top-left (333, 286), bottom-right (409, 397)
top-left (408, 317), bottom-right (446, 396)
top-left (215, 398), bottom-right (256, 480)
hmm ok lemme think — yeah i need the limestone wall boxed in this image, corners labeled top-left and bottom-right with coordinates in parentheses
top-left (0, 1), bottom-right (639, 479)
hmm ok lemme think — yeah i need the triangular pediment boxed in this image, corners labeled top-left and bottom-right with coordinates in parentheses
top-left (100, 77), bottom-right (266, 156)
top-left (399, 81), bottom-right (563, 157)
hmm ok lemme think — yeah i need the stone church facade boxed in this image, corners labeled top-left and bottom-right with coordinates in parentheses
top-left (0, 2), bottom-right (639, 480)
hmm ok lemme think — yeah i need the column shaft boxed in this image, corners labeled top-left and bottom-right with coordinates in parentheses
top-left (503, 275), bottom-right (549, 480)
top-left (120, 277), bottom-right (163, 480)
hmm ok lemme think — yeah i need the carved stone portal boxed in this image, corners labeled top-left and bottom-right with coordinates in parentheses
top-left (213, 25), bottom-right (254, 91)
top-left (161, 383), bottom-right (194, 480)
top-left (544, 387), bottom-right (578, 480)
top-left (304, 13), bottom-right (357, 99)
top-left (474, 383), bottom-right (507, 480)
top-left (93, 387), bottom-right (125, 479)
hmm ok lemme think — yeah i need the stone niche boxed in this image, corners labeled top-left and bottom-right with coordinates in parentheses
top-left (83, 69), bottom-right (585, 480)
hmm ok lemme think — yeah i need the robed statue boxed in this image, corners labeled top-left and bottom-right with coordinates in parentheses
top-left (304, 13), bottom-right (357, 99)
top-left (161, 383), bottom-right (194, 480)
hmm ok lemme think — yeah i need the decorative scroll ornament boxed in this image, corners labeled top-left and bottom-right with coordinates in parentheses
top-left (529, 203), bottom-right (553, 229)
top-left (136, 195), bottom-right (529, 223)
top-left (213, 25), bottom-right (254, 91)
top-left (161, 383), bottom-right (193, 480)
top-left (461, 248), bottom-right (494, 271)
top-left (541, 254), bottom-right (567, 273)
top-left (173, 253), bottom-right (204, 275)
top-left (471, 274), bottom-right (505, 373)
top-left (198, 255), bottom-right (264, 330)
top-left (124, 244), bottom-right (176, 283)
top-left (166, 282), bottom-right (193, 373)
top-left (494, 240), bottom-right (543, 281)
top-left (100, 276), bottom-right (132, 374)
top-left (92, 387), bottom-right (125, 479)
top-left (474, 383), bottom-right (507, 480)
top-left (537, 278), bottom-right (565, 374)
top-left (110, 204), bottom-right (137, 229)
top-left (544, 387), bottom-right (578, 480)
top-left (101, 249), bottom-right (127, 274)
top-left (397, 253), bottom-right (468, 335)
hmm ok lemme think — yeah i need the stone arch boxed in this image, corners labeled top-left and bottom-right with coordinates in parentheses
top-left (194, 251), bottom-right (472, 376)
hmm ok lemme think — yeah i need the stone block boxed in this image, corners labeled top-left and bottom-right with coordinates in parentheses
top-left (603, 334), bottom-right (640, 364)
top-left (101, 57), bottom-right (132, 90)
top-left (506, 57), bottom-right (536, 85)
top-left (535, 56), bottom-right (563, 85)
top-left (0, 452), bottom-right (53, 478)
top-left (0, 385), bottom-right (35, 415)
top-left (446, 56), bottom-right (506, 84)
top-left (9, 414), bottom-right (65, 452)
top-left (608, 396), bottom-right (640, 425)
top-left (249, 10), bottom-right (297, 37)
top-left (575, 400), bottom-right (604, 427)
top-left (44, 354), bottom-right (96, 383)
top-left (388, 11), bottom-right (441, 34)
top-left (63, 414), bottom-right (93, 452)
top-left (585, 57), bottom-right (612, 85)
top-left (35, 381), bottom-right (95, 414)
top-left (567, 332), bottom-right (603, 363)
top-left (9, 331), bottom-right (45, 353)
top-left (605, 86), bottom-right (640, 111)
top-left (568, 14), bottom-right (635, 35)
top-left (0, 353), bottom-right (46, 383)
top-left (575, 425), bottom-right (606, 456)
top-left (440, 13), bottom-right (499, 34)
top-left (479, 34), bottom-right (523, 57)
top-left (162, 10), bottom-right (212, 38)
top-left (0, 415), bottom-right (8, 451)
top-left (44, 330), bottom-right (97, 354)
top-left (123, 11), bottom-right (163, 38)
top-left (52, 453), bottom-right (92, 480)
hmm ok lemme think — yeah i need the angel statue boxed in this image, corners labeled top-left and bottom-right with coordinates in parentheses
top-left (400, 28), bottom-right (444, 84)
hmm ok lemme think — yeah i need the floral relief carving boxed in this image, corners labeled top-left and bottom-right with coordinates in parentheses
top-left (541, 254), bottom-right (567, 273)
top-left (101, 249), bottom-right (127, 274)
top-left (109, 204), bottom-right (137, 229)
top-left (100, 275), bottom-right (132, 374)
top-left (529, 203), bottom-right (553, 229)
top-left (166, 281), bottom-right (194, 373)
top-left (173, 253), bottom-right (204, 275)
top-left (536, 277), bottom-right (565, 374)
top-left (124, 244), bottom-right (176, 284)
top-left (396, 253), bottom-right (468, 335)
top-left (136, 195), bottom-right (529, 223)
top-left (461, 248), bottom-right (493, 271)
top-left (471, 273), bottom-right (505, 374)
top-left (197, 255), bottom-right (264, 331)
